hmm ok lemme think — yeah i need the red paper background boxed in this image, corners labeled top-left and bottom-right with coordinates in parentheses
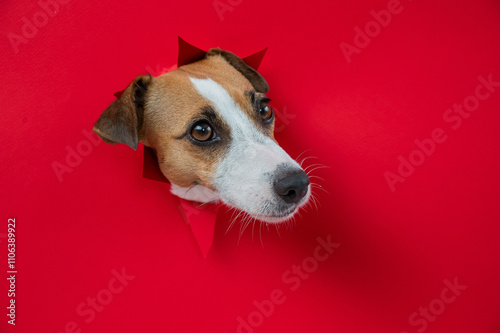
top-left (1, 0), bottom-right (500, 332)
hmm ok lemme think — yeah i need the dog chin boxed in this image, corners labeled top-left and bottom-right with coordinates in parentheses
top-left (170, 183), bottom-right (310, 224)
top-left (252, 210), bottom-right (297, 223)
top-left (249, 190), bottom-right (311, 224)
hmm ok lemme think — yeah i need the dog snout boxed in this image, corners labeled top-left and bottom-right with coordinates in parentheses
top-left (273, 169), bottom-right (310, 204)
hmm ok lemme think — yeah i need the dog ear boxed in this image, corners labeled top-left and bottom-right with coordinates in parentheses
top-left (207, 48), bottom-right (269, 93)
top-left (93, 74), bottom-right (152, 150)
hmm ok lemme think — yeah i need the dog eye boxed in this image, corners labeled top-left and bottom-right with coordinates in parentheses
top-left (190, 121), bottom-right (215, 142)
top-left (259, 101), bottom-right (273, 122)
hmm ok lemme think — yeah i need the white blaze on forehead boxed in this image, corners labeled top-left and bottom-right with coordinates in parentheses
top-left (189, 77), bottom-right (302, 217)
top-left (189, 77), bottom-right (261, 141)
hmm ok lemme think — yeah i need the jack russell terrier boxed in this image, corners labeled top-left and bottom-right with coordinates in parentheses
top-left (93, 48), bottom-right (311, 223)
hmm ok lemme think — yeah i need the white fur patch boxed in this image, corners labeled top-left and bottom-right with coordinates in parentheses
top-left (170, 183), bottom-right (220, 203)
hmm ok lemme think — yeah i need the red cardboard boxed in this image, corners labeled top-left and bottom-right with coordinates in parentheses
top-left (178, 198), bottom-right (220, 258)
top-left (2, 1), bottom-right (500, 333)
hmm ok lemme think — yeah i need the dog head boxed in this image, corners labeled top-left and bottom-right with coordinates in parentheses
top-left (93, 48), bottom-right (310, 223)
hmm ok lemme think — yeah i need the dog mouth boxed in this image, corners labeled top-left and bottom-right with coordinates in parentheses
top-left (252, 208), bottom-right (297, 223)
top-left (250, 189), bottom-right (311, 223)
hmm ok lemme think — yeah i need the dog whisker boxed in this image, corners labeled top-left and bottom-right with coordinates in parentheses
top-left (298, 155), bottom-right (318, 168)
top-left (240, 212), bottom-right (254, 239)
top-left (274, 222), bottom-right (282, 238)
top-left (306, 168), bottom-right (329, 176)
top-left (245, 217), bottom-right (254, 236)
top-left (295, 149), bottom-right (312, 162)
top-left (228, 206), bottom-right (248, 236)
top-left (259, 220), bottom-right (265, 249)
top-left (196, 200), bottom-right (218, 208)
top-left (237, 214), bottom-right (247, 244)
top-left (298, 154), bottom-right (328, 219)
top-left (308, 175), bottom-right (325, 181)
top-left (304, 164), bottom-right (329, 174)
top-left (251, 217), bottom-right (257, 243)
top-left (308, 192), bottom-right (320, 212)
top-left (303, 162), bottom-right (325, 169)
top-left (225, 207), bottom-right (239, 234)
top-left (310, 183), bottom-right (328, 194)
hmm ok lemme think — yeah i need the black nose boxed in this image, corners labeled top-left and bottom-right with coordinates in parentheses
top-left (273, 169), bottom-right (310, 204)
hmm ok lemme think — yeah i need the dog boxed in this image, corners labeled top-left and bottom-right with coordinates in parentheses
top-left (93, 48), bottom-right (310, 223)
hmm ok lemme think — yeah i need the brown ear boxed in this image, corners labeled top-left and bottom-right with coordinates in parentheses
top-left (93, 74), bottom-right (152, 150)
top-left (206, 48), bottom-right (269, 93)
